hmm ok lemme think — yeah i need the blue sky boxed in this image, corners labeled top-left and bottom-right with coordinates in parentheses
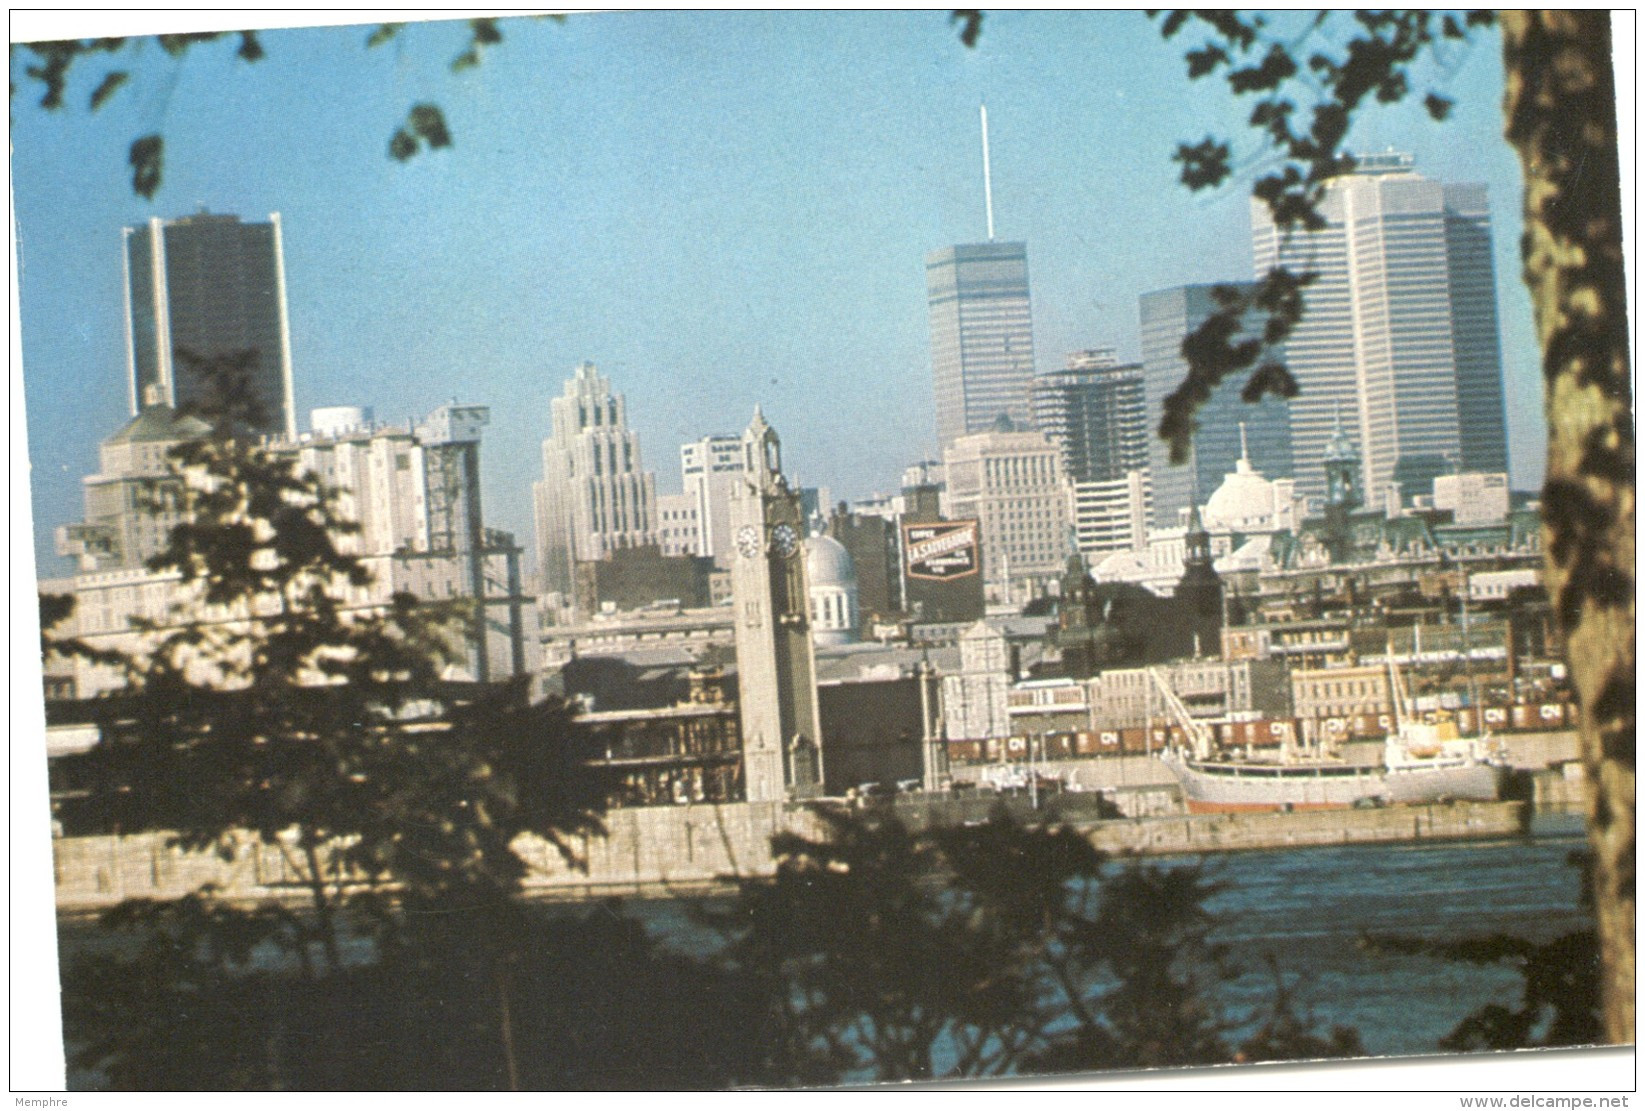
top-left (12, 11), bottom-right (1545, 578)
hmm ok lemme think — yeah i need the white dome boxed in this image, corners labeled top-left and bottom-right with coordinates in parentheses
top-left (804, 535), bottom-right (856, 587)
top-left (1202, 457), bottom-right (1276, 532)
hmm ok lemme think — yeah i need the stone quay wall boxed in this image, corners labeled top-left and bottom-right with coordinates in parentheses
top-left (1083, 800), bottom-right (1528, 857)
top-left (52, 798), bottom-right (1529, 912)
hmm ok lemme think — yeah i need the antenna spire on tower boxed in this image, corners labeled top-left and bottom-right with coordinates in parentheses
top-left (980, 103), bottom-right (996, 241)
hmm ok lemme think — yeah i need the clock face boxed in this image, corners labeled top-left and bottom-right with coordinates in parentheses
top-left (771, 523), bottom-right (800, 558)
top-left (735, 525), bottom-right (763, 560)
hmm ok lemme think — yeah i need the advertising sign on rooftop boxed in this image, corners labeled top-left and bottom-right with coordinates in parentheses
top-left (904, 519), bottom-right (980, 581)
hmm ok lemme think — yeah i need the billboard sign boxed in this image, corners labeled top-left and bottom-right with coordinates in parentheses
top-left (904, 519), bottom-right (980, 581)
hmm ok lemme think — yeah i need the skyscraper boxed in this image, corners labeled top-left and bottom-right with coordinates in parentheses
top-left (1033, 349), bottom-right (1151, 559)
top-left (926, 241), bottom-right (1037, 449)
top-left (941, 425), bottom-right (1067, 600)
top-left (1140, 284), bottom-right (1294, 529)
top-left (1250, 152), bottom-right (1510, 505)
top-left (1031, 348), bottom-right (1148, 483)
top-left (533, 363), bottom-right (658, 597)
top-left (122, 212), bottom-right (295, 439)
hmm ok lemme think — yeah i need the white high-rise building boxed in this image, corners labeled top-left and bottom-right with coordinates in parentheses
top-left (1251, 152), bottom-right (1510, 507)
top-left (532, 363), bottom-right (658, 596)
top-left (680, 434), bottom-right (748, 567)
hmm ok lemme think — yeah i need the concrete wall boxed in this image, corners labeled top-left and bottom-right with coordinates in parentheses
top-left (1085, 801), bottom-right (1528, 856)
top-left (52, 797), bottom-right (1528, 912)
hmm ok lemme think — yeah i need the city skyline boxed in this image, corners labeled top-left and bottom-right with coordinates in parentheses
top-left (1251, 152), bottom-right (1512, 506)
top-left (15, 13), bottom-right (1542, 584)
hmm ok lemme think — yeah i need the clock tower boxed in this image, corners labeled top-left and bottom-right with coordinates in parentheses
top-left (729, 407), bottom-right (824, 801)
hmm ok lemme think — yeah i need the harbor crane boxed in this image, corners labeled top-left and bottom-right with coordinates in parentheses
top-left (1146, 668), bottom-right (1214, 761)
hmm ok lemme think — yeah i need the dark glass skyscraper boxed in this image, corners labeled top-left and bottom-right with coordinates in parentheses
top-left (122, 212), bottom-right (295, 438)
top-left (926, 241), bottom-right (1036, 449)
top-left (1140, 284), bottom-right (1294, 529)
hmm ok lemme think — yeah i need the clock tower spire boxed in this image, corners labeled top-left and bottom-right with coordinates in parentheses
top-left (729, 407), bottom-right (824, 801)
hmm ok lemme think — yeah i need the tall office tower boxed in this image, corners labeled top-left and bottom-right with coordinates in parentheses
top-left (1033, 349), bottom-right (1151, 558)
top-left (1140, 284), bottom-right (1294, 529)
top-left (1250, 152), bottom-right (1510, 505)
top-left (926, 241), bottom-right (1037, 449)
top-left (680, 434), bottom-right (748, 567)
top-left (123, 212), bottom-right (296, 439)
top-left (533, 362), bottom-right (658, 597)
top-left (1031, 348), bottom-right (1148, 483)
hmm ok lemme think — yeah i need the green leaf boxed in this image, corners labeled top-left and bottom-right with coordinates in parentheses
top-left (950, 10), bottom-right (984, 48)
top-left (89, 69), bottom-right (128, 111)
top-left (1173, 137), bottom-right (1231, 191)
top-left (129, 133), bottom-right (163, 198)
top-left (409, 103), bottom-right (451, 149)
top-left (1186, 45), bottom-right (1229, 79)
top-left (1424, 92), bottom-right (1453, 121)
top-left (366, 23), bottom-right (405, 48)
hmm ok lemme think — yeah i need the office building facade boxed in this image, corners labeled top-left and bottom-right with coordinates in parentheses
top-left (1031, 348), bottom-right (1149, 483)
top-left (123, 212), bottom-right (296, 439)
top-left (680, 434), bottom-right (748, 567)
top-left (942, 427), bottom-right (1068, 599)
top-left (533, 363), bottom-right (658, 598)
top-left (926, 242), bottom-right (1037, 449)
top-left (1250, 152), bottom-right (1510, 505)
top-left (1140, 284), bottom-right (1294, 529)
top-left (1033, 349), bottom-right (1151, 558)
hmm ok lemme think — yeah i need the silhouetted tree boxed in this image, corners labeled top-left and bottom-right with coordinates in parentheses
top-left (49, 354), bottom-right (613, 1087)
top-left (713, 806), bottom-right (1362, 1085)
top-left (1128, 8), bottom-right (1633, 1045)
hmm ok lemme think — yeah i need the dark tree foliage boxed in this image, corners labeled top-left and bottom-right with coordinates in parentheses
top-left (1362, 930), bottom-right (1600, 1052)
top-left (64, 899), bottom-right (774, 1091)
top-left (50, 353), bottom-right (616, 1087)
top-left (8, 17), bottom-right (550, 197)
top-left (953, 7), bottom-right (1634, 1044)
top-left (65, 354), bottom-right (610, 958)
top-left (710, 806), bottom-right (1362, 1086)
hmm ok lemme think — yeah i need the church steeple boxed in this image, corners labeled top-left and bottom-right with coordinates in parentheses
top-left (1183, 503), bottom-right (1213, 569)
top-left (1175, 502), bottom-right (1223, 660)
top-left (1323, 404), bottom-right (1362, 511)
top-left (1322, 404), bottom-right (1362, 564)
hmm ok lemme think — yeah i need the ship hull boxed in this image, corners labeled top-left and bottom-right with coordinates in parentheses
top-left (1162, 755), bottom-right (1506, 814)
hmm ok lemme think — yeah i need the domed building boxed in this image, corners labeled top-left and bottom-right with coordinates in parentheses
top-left (1202, 452), bottom-right (1292, 535)
top-left (805, 534), bottom-right (859, 647)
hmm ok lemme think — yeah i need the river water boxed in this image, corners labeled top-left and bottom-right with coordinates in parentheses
top-left (55, 815), bottom-right (1595, 1085)
top-left (622, 813), bottom-right (1595, 1061)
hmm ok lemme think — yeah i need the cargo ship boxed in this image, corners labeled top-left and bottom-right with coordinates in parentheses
top-left (1150, 665), bottom-right (1508, 814)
